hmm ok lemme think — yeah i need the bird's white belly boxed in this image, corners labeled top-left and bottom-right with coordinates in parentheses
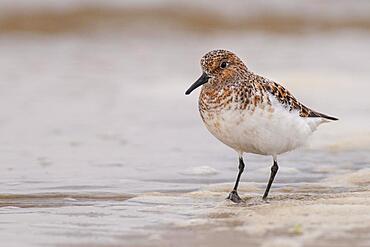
top-left (201, 104), bottom-right (319, 155)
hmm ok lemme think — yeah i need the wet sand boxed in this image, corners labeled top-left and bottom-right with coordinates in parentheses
top-left (117, 166), bottom-right (369, 247)
top-left (2, 170), bottom-right (370, 247)
top-left (128, 191), bottom-right (370, 247)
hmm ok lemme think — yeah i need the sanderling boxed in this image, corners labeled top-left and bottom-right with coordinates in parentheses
top-left (185, 50), bottom-right (338, 203)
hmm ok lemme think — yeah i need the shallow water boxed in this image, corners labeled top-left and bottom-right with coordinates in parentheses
top-left (1, 3), bottom-right (370, 246)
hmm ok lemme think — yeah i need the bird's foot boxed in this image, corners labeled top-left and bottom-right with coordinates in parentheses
top-left (226, 190), bottom-right (243, 203)
top-left (262, 196), bottom-right (270, 203)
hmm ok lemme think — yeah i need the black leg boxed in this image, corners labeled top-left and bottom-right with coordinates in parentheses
top-left (227, 156), bottom-right (245, 203)
top-left (263, 159), bottom-right (279, 200)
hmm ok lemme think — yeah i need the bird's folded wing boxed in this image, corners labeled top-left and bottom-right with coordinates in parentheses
top-left (262, 81), bottom-right (338, 121)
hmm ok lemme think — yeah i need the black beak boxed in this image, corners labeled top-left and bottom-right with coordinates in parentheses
top-left (185, 72), bottom-right (210, 95)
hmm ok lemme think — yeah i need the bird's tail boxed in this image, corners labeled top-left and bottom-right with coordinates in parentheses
top-left (305, 110), bottom-right (338, 131)
top-left (308, 110), bottom-right (339, 121)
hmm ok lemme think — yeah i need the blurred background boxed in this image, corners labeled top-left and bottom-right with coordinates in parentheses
top-left (0, 1), bottom-right (370, 246)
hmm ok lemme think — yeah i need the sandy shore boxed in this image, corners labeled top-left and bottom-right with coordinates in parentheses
top-left (116, 169), bottom-right (370, 247)
top-left (126, 194), bottom-right (370, 247)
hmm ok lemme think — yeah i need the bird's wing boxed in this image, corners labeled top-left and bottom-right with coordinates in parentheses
top-left (262, 81), bottom-right (338, 121)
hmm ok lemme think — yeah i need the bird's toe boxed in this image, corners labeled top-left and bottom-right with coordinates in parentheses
top-left (226, 190), bottom-right (243, 203)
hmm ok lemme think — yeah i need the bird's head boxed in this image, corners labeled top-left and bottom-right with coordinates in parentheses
top-left (185, 50), bottom-right (247, 95)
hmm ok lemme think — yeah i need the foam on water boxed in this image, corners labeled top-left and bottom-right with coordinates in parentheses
top-left (180, 165), bottom-right (219, 176)
top-left (324, 168), bottom-right (370, 187)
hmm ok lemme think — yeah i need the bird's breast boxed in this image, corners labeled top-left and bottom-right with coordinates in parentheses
top-left (198, 92), bottom-right (315, 155)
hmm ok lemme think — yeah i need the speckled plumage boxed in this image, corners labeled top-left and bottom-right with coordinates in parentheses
top-left (199, 50), bottom-right (336, 120)
top-left (186, 49), bottom-right (338, 202)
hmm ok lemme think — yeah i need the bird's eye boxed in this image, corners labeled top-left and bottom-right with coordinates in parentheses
top-left (220, 61), bottom-right (228, 69)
